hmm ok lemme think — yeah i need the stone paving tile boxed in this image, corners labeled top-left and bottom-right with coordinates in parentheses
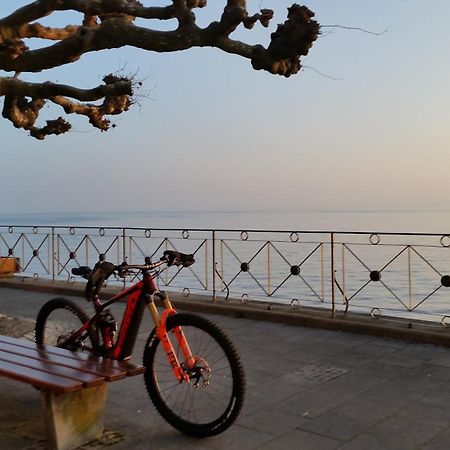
top-left (397, 400), bottom-right (450, 428)
top-left (346, 360), bottom-right (408, 381)
top-left (325, 349), bottom-right (377, 369)
top-left (420, 428), bottom-right (450, 450)
top-left (258, 429), bottom-right (342, 450)
top-left (368, 415), bottom-right (446, 450)
top-left (336, 433), bottom-right (396, 450)
top-left (297, 412), bottom-right (373, 441)
top-left (238, 409), bottom-right (307, 437)
top-left (412, 363), bottom-right (450, 382)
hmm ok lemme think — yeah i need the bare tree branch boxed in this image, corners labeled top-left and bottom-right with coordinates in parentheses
top-left (0, 1), bottom-right (320, 139)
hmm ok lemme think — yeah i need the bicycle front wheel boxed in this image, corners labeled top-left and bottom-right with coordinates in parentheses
top-left (35, 297), bottom-right (98, 354)
top-left (143, 313), bottom-right (245, 437)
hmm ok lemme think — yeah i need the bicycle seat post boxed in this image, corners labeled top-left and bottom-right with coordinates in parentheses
top-left (92, 295), bottom-right (103, 313)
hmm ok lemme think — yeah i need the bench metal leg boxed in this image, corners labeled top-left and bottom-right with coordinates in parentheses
top-left (41, 384), bottom-right (108, 450)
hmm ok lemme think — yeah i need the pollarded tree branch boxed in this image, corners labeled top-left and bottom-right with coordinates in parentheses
top-left (1, 75), bottom-right (133, 139)
top-left (0, 1), bottom-right (320, 139)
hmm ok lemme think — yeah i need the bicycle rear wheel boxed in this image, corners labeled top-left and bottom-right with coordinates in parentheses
top-left (143, 313), bottom-right (245, 437)
top-left (35, 297), bottom-right (98, 354)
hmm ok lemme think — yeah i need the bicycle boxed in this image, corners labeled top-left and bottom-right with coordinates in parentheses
top-left (34, 250), bottom-right (245, 437)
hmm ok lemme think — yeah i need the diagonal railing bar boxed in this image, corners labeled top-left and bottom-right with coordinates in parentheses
top-left (54, 253), bottom-right (72, 278)
top-left (86, 236), bottom-right (102, 256)
top-left (58, 234), bottom-right (76, 254)
top-left (149, 238), bottom-right (168, 261)
top-left (379, 280), bottom-right (410, 310)
top-left (299, 274), bottom-right (323, 301)
top-left (409, 246), bottom-right (443, 276)
top-left (410, 285), bottom-right (442, 311)
top-left (347, 280), bottom-right (372, 301)
top-left (379, 245), bottom-right (409, 272)
top-left (247, 241), bottom-right (270, 265)
top-left (221, 240), bottom-right (243, 264)
top-left (129, 236), bottom-right (149, 259)
top-left (269, 242), bottom-right (292, 266)
top-left (297, 243), bottom-right (324, 268)
top-left (269, 273), bottom-right (292, 297)
top-left (216, 240), bottom-right (244, 290)
top-left (246, 269), bottom-right (270, 296)
top-left (0, 233), bottom-right (13, 248)
top-left (103, 236), bottom-right (120, 258)
top-left (342, 244), bottom-right (372, 272)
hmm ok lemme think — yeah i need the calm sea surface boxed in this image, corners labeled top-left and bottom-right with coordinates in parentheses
top-left (1, 209), bottom-right (450, 233)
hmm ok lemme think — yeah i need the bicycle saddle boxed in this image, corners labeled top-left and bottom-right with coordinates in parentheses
top-left (71, 266), bottom-right (91, 279)
top-left (162, 250), bottom-right (195, 267)
top-left (72, 261), bottom-right (115, 301)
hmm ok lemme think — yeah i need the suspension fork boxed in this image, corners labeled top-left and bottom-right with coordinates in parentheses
top-left (147, 291), bottom-right (195, 382)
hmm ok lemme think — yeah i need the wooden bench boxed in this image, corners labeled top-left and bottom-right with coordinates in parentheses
top-left (0, 335), bottom-right (144, 450)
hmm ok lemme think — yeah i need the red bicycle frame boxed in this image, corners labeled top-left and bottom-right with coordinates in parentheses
top-left (69, 267), bottom-right (195, 382)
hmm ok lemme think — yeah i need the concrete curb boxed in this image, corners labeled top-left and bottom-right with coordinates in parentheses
top-left (1, 276), bottom-right (450, 346)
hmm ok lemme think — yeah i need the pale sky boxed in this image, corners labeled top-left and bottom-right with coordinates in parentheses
top-left (1, 1), bottom-right (449, 214)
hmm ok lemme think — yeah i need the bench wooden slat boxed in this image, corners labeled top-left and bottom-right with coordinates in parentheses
top-left (0, 341), bottom-right (126, 381)
top-left (0, 342), bottom-right (127, 381)
top-left (0, 351), bottom-right (105, 388)
top-left (0, 359), bottom-right (83, 393)
top-left (0, 335), bottom-right (144, 377)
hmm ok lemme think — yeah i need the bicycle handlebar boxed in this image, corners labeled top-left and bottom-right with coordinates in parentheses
top-left (71, 251), bottom-right (195, 301)
top-left (71, 251), bottom-right (195, 278)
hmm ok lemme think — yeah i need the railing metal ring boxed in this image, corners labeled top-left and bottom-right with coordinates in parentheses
top-left (290, 232), bottom-right (299, 243)
top-left (290, 298), bottom-right (300, 309)
top-left (240, 231), bottom-right (249, 241)
top-left (8, 226), bottom-right (13, 233)
top-left (183, 287), bottom-right (190, 297)
top-left (69, 276), bottom-right (75, 284)
top-left (145, 229), bottom-right (151, 238)
top-left (32, 227), bottom-right (38, 234)
top-left (33, 273), bottom-right (39, 279)
top-left (440, 235), bottom-right (450, 248)
top-left (99, 228), bottom-right (105, 236)
top-left (370, 307), bottom-right (382, 319)
top-left (69, 227), bottom-right (75, 235)
top-left (182, 230), bottom-right (189, 239)
top-left (241, 293), bottom-right (249, 303)
top-left (441, 316), bottom-right (450, 327)
top-left (369, 234), bottom-right (380, 245)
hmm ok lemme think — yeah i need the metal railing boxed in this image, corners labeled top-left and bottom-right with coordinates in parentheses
top-left (1, 225), bottom-right (450, 324)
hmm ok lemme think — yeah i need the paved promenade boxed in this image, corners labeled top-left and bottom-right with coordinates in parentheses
top-left (2, 287), bottom-right (450, 449)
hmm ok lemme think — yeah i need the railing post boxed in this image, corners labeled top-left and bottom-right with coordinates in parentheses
top-left (268, 241), bottom-right (271, 296)
top-left (212, 230), bottom-right (216, 302)
top-left (52, 227), bottom-right (55, 281)
top-left (122, 228), bottom-right (127, 289)
top-left (331, 232), bottom-right (336, 318)
top-left (122, 228), bottom-right (126, 262)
